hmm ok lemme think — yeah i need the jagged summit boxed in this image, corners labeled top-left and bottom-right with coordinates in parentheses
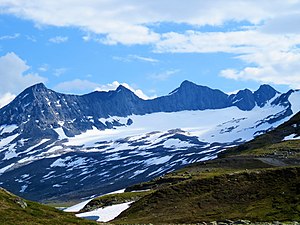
top-left (254, 84), bottom-right (279, 107)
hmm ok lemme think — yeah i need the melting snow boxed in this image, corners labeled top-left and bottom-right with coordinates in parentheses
top-left (0, 134), bottom-right (18, 149)
top-left (283, 134), bottom-right (300, 141)
top-left (0, 163), bottom-right (15, 174)
top-left (50, 156), bottom-right (87, 168)
top-left (145, 156), bottom-right (172, 166)
top-left (64, 189), bottom-right (125, 213)
top-left (23, 139), bottom-right (51, 154)
top-left (76, 201), bottom-right (133, 222)
top-left (163, 139), bottom-right (194, 149)
top-left (54, 127), bottom-right (68, 140)
top-left (20, 184), bottom-right (28, 193)
top-left (0, 124), bottom-right (18, 135)
top-left (50, 156), bottom-right (72, 167)
top-left (3, 143), bottom-right (17, 160)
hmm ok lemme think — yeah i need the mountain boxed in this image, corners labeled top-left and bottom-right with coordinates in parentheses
top-left (0, 187), bottom-right (97, 225)
top-left (0, 81), bottom-right (299, 202)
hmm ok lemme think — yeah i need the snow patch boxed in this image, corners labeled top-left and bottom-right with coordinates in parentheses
top-left (145, 156), bottom-right (172, 166)
top-left (0, 163), bottom-right (15, 174)
top-left (76, 201), bottom-right (133, 222)
top-left (0, 124), bottom-right (18, 135)
top-left (20, 184), bottom-right (28, 193)
top-left (54, 127), bottom-right (68, 140)
top-left (0, 134), bottom-right (18, 149)
top-left (163, 138), bottom-right (194, 149)
top-left (283, 134), bottom-right (300, 141)
top-left (3, 143), bottom-right (17, 160)
top-left (50, 156), bottom-right (88, 168)
top-left (64, 189), bottom-right (125, 213)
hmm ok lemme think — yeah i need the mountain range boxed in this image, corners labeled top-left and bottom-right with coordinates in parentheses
top-left (0, 81), bottom-right (299, 202)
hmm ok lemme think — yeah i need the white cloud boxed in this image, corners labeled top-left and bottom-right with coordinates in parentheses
top-left (25, 35), bottom-right (37, 42)
top-left (1, 0), bottom-right (298, 45)
top-left (48, 36), bottom-right (68, 44)
top-left (0, 92), bottom-right (16, 108)
top-left (156, 30), bottom-right (300, 88)
top-left (260, 13), bottom-right (300, 34)
top-left (2, 1), bottom-right (300, 87)
top-left (0, 33), bottom-right (20, 40)
top-left (0, 52), bottom-right (47, 96)
top-left (113, 54), bottom-right (159, 63)
top-left (149, 69), bottom-right (180, 81)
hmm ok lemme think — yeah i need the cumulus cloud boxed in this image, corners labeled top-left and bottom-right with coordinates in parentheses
top-left (0, 52), bottom-right (47, 96)
top-left (220, 49), bottom-right (300, 89)
top-left (156, 29), bottom-right (300, 88)
top-left (0, 52), bottom-right (47, 107)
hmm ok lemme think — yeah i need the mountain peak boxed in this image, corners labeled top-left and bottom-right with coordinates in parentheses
top-left (115, 85), bottom-right (136, 97)
top-left (256, 84), bottom-right (278, 94)
top-left (27, 83), bottom-right (47, 91)
top-left (254, 84), bottom-right (278, 107)
top-left (180, 80), bottom-right (197, 88)
top-left (116, 85), bottom-right (130, 92)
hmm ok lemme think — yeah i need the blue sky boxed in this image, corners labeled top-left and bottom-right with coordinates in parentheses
top-left (1, 1), bottom-right (300, 107)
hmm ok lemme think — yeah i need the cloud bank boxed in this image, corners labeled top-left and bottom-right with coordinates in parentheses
top-left (2, 1), bottom-right (300, 88)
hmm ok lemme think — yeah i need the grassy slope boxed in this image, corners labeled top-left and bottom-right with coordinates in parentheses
top-left (112, 112), bottom-right (300, 224)
top-left (114, 167), bottom-right (300, 224)
top-left (0, 188), bottom-right (97, 225)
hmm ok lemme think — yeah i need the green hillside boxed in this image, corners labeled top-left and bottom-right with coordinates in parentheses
top-left (0, 187), bottom-right (97, 225)
top-left (114, 167), bottom-right (300, 224)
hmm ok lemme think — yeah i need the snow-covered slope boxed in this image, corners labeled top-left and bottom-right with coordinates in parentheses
top-left (0, 82), bottom-right (299, 202)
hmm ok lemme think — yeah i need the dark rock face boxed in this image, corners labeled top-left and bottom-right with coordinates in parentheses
top-left (228, 85), bottom-right (279, 111)
top-left (229, 89), bottom-right (256, 111)
top-left (254, 84), bottom-right (278, 107)
top-left (152, 80), bottom-right (231, 111)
